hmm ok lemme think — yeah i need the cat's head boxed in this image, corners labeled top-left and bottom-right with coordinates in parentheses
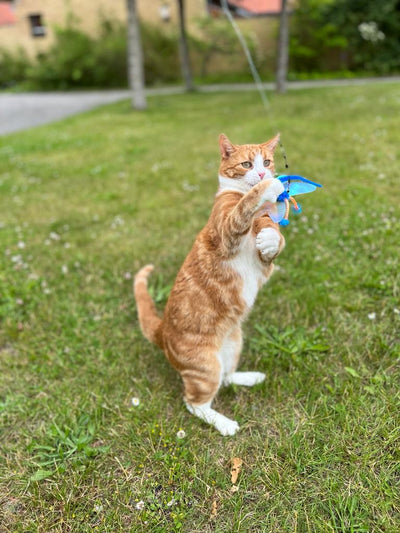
top-left (218, 133), bottom-right (280, 193)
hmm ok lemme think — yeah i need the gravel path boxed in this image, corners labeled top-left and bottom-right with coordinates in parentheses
top-left (1, 77), bottom-right (399, 136)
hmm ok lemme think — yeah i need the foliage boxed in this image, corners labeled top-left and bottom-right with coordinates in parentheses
top-left (141, 23), bottom-right (181, 85)
top-left (290, 0), bottom-right (400, 74)
top-left (323, 0), bottom-right (400, 73)
top-left (0, 18), bottom-right (182, 90)
top-left (29, 19), bottom-right (129, 90)
top-left (0, 47), bottom-right (31, 89)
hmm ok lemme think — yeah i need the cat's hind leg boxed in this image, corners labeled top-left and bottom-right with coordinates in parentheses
top-left (181, 350), bottom-right (239, 436)
top-left (224, 371), bottom-right (266, 386)
top-left (221, 327), bottom-right (266, 387)
top-left (185, 401), bottom-right (239, 437)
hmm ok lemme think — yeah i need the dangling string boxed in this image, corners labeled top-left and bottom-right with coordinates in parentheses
top-left (278, 140), bottom-right (290, 170)
top-left (220, 0), bottom-right (290, 178)
top-left (220, 0), bottom-right (269, 110)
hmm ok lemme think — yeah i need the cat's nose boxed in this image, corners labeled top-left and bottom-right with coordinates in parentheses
top-left (258, 171), bottom-right (266, 179)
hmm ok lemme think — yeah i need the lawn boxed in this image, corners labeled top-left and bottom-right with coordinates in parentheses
top-left (0, 84), bottom-right (399, 532)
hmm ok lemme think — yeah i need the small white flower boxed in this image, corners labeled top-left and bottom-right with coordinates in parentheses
top-left (124, 272), bottom-right (132, 280)
top-left (43, 288), bottom-right (51, 295)
top-left (131, 397), bottom-right (140, 407)
top-left (166, 498), bottom-right (176, 507)
top-left (16, 298), bottom-right (24, 306)
top-left (394, 308), bottom-right (400, 315)
top-left (182, 181), bottom-right (199, 192)
top-left (17, 241), bottom-right (25, 249)
top-left (64, 242), bottom-right (71, 249)
top-left (111, 216), bottom-right (124, 229)
top-left (28, 273), bottom-right (39, 280)
top-left (61, 265), bottom-right (69, 275)
top-left (11, 254), bottom-right (22, 263)
top-left (176, 429), bottom-right (186, 439)
top-left (135, 500), bottom-right (145, 510)
top-left (49, 232), bottom-right (60, 241)
top-left (44, 239), bottom-right (51, 246)
top-left (94, 504), bottom-right (103, 513)
top-left (368, 312), bottom-right (376, 320)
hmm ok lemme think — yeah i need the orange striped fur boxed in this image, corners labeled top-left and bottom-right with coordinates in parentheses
top-left (134, 134), bottom-right (285, 435)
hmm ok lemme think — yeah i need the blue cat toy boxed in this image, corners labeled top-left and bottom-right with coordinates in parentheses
top-left (267, 175), bottom-right (322, 226)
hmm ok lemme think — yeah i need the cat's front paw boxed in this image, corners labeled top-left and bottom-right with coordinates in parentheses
top-left (256, 227), bottom-right (281, 258)
top-left (259, 178), bottom-right (284, 205)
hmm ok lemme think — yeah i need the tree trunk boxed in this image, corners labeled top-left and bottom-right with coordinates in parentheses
top-left (126, 0), bottom-right (146, 109)
top-left (276, 0), bottom-right (290, 94)
top-left (177, 0), bottom-right (195, 91)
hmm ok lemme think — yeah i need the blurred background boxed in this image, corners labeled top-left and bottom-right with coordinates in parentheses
top-left (0, 0), bottom-right (399, 92)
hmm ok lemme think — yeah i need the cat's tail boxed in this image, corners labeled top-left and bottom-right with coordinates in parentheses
top-left (134, 265), bottom-right (164, 349)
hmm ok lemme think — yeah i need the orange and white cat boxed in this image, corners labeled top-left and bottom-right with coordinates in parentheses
top-left (134, 134), bottom-right (285, 436)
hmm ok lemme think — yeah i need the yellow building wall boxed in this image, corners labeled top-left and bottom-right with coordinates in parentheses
top-left (0, 0), bottom-right (208, 55)
top-left (0, 0), bottom-right (277, 70)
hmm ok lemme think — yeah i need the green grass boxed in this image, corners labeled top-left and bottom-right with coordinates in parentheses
top-left (0, 84), bottom-right (399, 532)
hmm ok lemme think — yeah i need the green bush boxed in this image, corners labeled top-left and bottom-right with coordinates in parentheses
top-left (289, 0), bottom-right (400, 75)
top-left (141, 23), bottom-right (180, 85)
top-left (0, 17), bottom-right (182, 90)
top-left (0, 47), bottom-right (30, 88)
top-left (30, 18), bottom-right (182, 89)
top-left (28, 19), bottom-right (128, 89)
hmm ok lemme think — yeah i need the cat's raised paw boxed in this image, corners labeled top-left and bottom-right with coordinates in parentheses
top-left (259, 178), bottom-right (285, 205)
top-left (256, 227), bottom-right (280, 258)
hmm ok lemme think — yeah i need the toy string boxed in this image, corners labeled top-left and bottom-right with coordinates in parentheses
top-left (220, 0), bottom-right (292, 176)
top-left (220, 0), bottom-right (269, 109)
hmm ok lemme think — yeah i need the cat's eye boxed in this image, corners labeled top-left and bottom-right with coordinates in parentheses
top-left (264, 159), bottom-right (271, 167)
top-left (241, 161), bottom-right (253, 169)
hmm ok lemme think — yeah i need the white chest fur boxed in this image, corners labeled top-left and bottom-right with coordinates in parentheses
top-left (226, 232), bottom-right (265, 309)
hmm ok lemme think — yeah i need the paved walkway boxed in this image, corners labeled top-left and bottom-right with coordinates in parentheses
top-left (1, 77), bottom-right (399, 136)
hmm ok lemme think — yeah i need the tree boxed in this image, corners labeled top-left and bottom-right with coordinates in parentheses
top-left (126, 0), bottom-right (147, 109)
top-left (276, 0), bottom-right (290, 94)
top-left (176, 0), bottom-right (195, 91)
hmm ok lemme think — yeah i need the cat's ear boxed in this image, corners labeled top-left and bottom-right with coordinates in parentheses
top-left (262, 133), bottom-right (280, 152)
top-left (219, 134), bottom-right (236, 159)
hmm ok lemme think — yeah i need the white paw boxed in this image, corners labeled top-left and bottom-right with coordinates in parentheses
top-left (225, 371), bottom-right (266, 387)
top-left (215, 416), bottom-right (240, 436)
top-left (186, 402), bottom-right (240, 436)
top-left (260, 179), bottom-right (284, 204)
top-left (256, 227), bottom-right (280, 258)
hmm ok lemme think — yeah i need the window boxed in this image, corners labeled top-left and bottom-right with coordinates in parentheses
top-left (28, 13), bottom-right (46, 37)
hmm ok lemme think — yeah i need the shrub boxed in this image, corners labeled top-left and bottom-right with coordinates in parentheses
top-left (141, 23), bottom-right (180, 85)
top-left (0, 17), bottom-right (182, 90)
top-left (289, 0), bottom-right (400, 75)
top-left (29, 18), bottom-right (182, 89)
top-left (0, 47), bottom-right (30, 88)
